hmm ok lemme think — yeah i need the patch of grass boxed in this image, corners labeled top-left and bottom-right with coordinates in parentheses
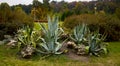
top-left (34, 22), bottom-right (63, 31)
top-left (0, 42), bottom-right (120, 66)
top-left (89, 42), bottom-right (120, 66)
top-left (34, 22), bottom-right (48, 30)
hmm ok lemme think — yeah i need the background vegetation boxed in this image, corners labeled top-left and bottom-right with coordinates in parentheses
top-left (63, 14), bottom-right (120, 41)
top-left (0, 3), bottom-right (33, 40)
top-left (0, 0), bottom-right (120, 41)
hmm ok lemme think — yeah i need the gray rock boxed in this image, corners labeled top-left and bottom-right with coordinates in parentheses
top-left (6, 39), bottom-right (17, 48)
top-left (4, 35), bottom-right (12, 39)
top-left (0, 41), bottom-right (5, 45)
top-left (2, 39), bottom-right (9, 44)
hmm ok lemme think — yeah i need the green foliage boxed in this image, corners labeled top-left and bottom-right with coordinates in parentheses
top-left (70, 24), bottom-right (88, 44)
top-left (63, 14), bottom-right (98, 30)
top-left (32, 0), bottom-right (51, 20)
top-left (97, 14), bottom-right (120, 41)
top-left (0, 3), bottom-right (12, 22)
top-left (16, 26), bottom-right (40, 57)
top-left (16, 16), bottom-right (64, 57)
top-left (13, 6), bottom-right (33, 26)
top-left (36, 16), bottom-right (64, 55)
top-left (88, 31), bottom-right (108, 56)
top-left (0, 3), bottom-right (33, 40)
top-left (17, 26), bottom-right (40, 48)
top-left (32, 0), bottom-right (42, 8)
top-left (43, 0), bottom-right (50, 10)
top-left (115, 8), bottom-right (120, 19)
top-left (68, 23), bottom-right (108, 56)
top-left (60, 11), bottom-right (73, 21)
top-left (96, 2), bottom-right (117, 14)
top-left (63, 14), bottom-right (120, 41)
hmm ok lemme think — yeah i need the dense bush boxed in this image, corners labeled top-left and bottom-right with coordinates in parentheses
top-left (115, 8), bottom-right (120, 19)
top-left (60, 11), bottom-right (74, 21)
top-left (16, 26), bottom-right (40, 58)
top-left (63, 14), bottom-right (120, 41)
top-left (0, 3), bottom-right (33, 40)
top-left (97, 14), bottom-right (120, 41)
top-left (63, 14), bottom-right (98, 30)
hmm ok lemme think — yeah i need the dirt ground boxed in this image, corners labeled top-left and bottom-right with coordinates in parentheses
top-left (61, 42), bottom-right (89, 62)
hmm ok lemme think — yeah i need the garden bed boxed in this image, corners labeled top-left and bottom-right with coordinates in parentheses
top-left (0, 42), bottom-right (120, 66)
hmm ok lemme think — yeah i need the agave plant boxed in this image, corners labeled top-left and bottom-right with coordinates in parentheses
top-left (68, 24), bottom-right (90, 55)
top-left (69, 24), bottom-right (89, 45)
top-left (36, 16), bottom-right (64, 55)
top-left (16, 26), bottom-right (41, 57)
top-left (88, 31), bottom-right (108, 56)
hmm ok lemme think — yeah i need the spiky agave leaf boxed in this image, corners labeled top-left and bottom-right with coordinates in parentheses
top-left (88, 31), bottom-right (108, 56)
top-left (55, 42), bottom-right (62, 52)
top-left (70, 24), bottom-right (88, 44)
top-left (37, 16), bottom-right (64, 55)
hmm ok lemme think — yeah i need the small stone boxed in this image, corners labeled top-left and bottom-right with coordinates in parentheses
top-left (67, 41), bottom-right (76, 49)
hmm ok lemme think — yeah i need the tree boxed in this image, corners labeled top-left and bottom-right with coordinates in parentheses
top-left (11, 4), bottom-right (32, 14)
top-left (0, 4), bottom-right (33, 40)
top-left (31, 0), bottom-right (49, 20)
top-left (32, 0), bottom-right (42, 8)
top-left (73, 2), bottom-right (83, 15)
top-left (96, 1), bottom-right (117, 14)
top-left (13, 6), bottom-right (33, 25)
top-left (43, 0), bottom-right (50, 10)
top-left (0, 3), bottom-right (12, 23)
top-left (50, 0), bottom-right (57, 13)
top-left (115, 8), bottom-right (120, 19)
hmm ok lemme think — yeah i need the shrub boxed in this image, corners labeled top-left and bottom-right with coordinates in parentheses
top-left (63, 14), bottom-right (120, 41)
top-left (88, 31), bottom-right (108, 56)
top-left (63, 14), bottom-right (98, 29)
top-left (97, 14), bottom-right (120, 41)
top-left (0, 5), bottom-right (33, 40)
top-left (16, 26), bottom-right (40, 58)
top-left (115, 8), bottom-right (120, 19)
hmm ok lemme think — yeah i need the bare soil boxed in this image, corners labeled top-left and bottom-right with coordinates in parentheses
top-left (61, 42), bottom-right (89, 62)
